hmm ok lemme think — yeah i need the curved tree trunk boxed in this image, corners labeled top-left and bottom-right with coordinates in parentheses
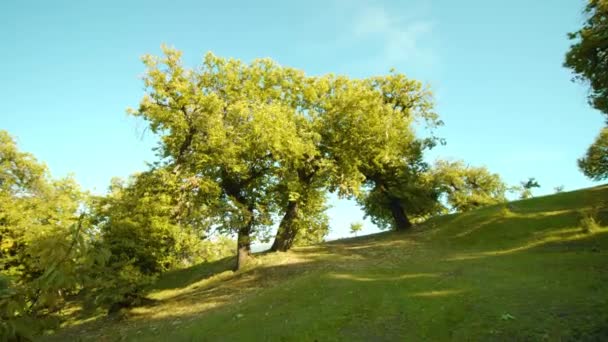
top-left (270, 200), bottom-right (299, 252)
top-left (389, 197), bottom-right (412, 231)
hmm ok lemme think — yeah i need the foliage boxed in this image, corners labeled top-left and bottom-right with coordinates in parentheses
top-left (432, 160), bottom-right (508, 212)
top-left (565, 1), bottom-right (608, 180)
top-left (554, 185), bottom-right (565, 193)
top-left (290, 190), bottom-right (330, 247)
top-left (194, 236), bottom-right (236, 263)
top-left (321, 72), bottom-right (444, 231)
top-left (94, 170), bottom-right (214, 274)
top-left (564, 0), bottom-right (608, 119)
top-left (580, 211), bottom-right (601, 234)
top-left (130, 47), bottom-right (320, 268)
top-left (349, 222), bottom-right (363, 236)
top-left (131, 47), bottom-right (444, 261)
top-left (89, 168), bottom-right (234, 311)
top-left (0, 130), bottom-right (93, 339)
top-left (578, 127), bottom-right (608, 180)
top-left (358, 164), bottom-right (442, 230)
top-left (518, 177), bottom-right (541, 199)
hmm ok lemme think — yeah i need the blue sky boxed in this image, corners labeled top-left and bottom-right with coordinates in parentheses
top-left (2, 0), bottom-right (605, 240)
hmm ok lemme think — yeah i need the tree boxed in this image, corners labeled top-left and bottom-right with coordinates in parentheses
top-left (271, 72), bottom-right (441, 247)
top-left (271, 183), bottom-right (330, 250)
top-left (565, 1), bottom-right (608, 180)
top-left (131, 47), bottom-right (314, 269)
top-left (564, 0), bottom-right (608, 120)
top-left (519, 177), bottom-right (541, 199)
top-left (578, 127), bottom-right (608, 180)
top-left (349, 222), bottom-right (363, 237)
top-left (0, 131), bottom-right (92, 339)
top-left (358, 158), bottom-right (442, 230)
top-left (84, 166), bottom-right (236, 313)
top-left (432, 160), bottom-right (508, 212)
top-left (348, 74), bottom-right (443, 230)
top-left (269, 76), bottom-right (332, 252)
top-left (132, 47), bottom-right (444, 261)
top-left (94, 169), bottom-right (216, 275)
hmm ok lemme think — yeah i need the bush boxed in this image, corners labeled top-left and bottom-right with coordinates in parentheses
top-left (580, 211), bottom-right (601, 234)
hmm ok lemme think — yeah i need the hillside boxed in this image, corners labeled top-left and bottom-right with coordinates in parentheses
top-left (48, 185), bottom-right (608, 341)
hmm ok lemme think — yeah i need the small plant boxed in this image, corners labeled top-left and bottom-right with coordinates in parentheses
top-left (499, 204), bottom-right (512, 217)
top-left (349, 222), bottom-right (364, 237)
top-left (554, 185), bottom-right (564, 193)
top-left (500, 313), bottom-right (516, 321)
top-left (518, 177), bottom-right (541, 199)
top-left (580, 210), bottom-right (601, 234)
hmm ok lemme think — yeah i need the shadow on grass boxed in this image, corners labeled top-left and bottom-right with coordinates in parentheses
top-left (45, 223), bottom-right (608, 342)
top-left (44, 185), bottom-right (608, 341)
top-left (149, 257), bottom-right (235, 292)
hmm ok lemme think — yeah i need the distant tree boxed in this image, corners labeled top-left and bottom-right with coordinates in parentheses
top-left (578, 127), bottom-right (608, 180)
top-left (564, 0), bottom-right (608, 120)
top-left (554, 185), bottom-right (565, 193)
top-left (349, 222), bottom-right (364, 237)
top-left (519, 177), bottom-right (541, 199)
top-left (432, 160), bottom-right (508, 212)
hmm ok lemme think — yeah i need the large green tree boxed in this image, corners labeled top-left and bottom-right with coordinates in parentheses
top-left (270, 73), bottom-right (440, 248)
top-left (132, 47), bottom-right (444, 260)
top-left (350, 74), bottom-right (443, 230)
top-left (131, 47), bottom-right (314, 269)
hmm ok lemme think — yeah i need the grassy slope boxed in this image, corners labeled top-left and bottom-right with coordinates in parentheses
top-left (49, 185), bottom-right (608, 341)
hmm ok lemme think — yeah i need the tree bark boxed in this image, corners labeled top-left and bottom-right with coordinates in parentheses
top-left (270, 200), bottom-right (299, 252)
top-left (389, 196), bottom-right (412, 231)
top-left (235, 222), bottom-right (252, 271)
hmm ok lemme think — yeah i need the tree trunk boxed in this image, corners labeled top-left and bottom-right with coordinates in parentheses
top-left (389, 197), bottom-right (412, 231)
top-left (270, 200), bottom-right (299, 252)
top-left (235, 204), bottom-right (254, 271)
top-left (235, 223), bottom-right (252, 271)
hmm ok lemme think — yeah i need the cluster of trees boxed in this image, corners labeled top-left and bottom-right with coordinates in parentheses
top-left (129, 47), bottom-right (527, 269)
top-left (2, 47), bottom-right (520, 339)
top-left (128, 47), bottom-right (447, 269)
top-left (0, 131), bottom-right (235, 339)
top-left (3, 0), bottom-right (606, 337)
top-left (565, 0), bottom-right (608, 180)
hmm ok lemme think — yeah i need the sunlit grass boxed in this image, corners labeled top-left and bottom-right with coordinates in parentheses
top-left (45, 184), bottom-right (608, 341)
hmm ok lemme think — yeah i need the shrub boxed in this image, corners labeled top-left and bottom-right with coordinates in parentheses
top-left (580, 211), bottom-right (601, 234)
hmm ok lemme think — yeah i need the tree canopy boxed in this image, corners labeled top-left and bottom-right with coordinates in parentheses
top-left (565, 0), bottom-right (608, 119)
top-left (130, 47), bottom-right (443, 268)
top-left (578, 127), bottom-right (608, 180)
top-left (565, 0), bottom-right (608, 181)
top-left (432, 160), bottom-right (507, 212)
top-left (0, 131), bottom-right (92, 339)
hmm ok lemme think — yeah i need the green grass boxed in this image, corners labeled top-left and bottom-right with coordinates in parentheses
top-left (47, 185), bottom-right (608, 341)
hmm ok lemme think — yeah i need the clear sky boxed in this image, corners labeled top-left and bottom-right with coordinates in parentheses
top-left (2, 0), bottom-right (605, 240)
